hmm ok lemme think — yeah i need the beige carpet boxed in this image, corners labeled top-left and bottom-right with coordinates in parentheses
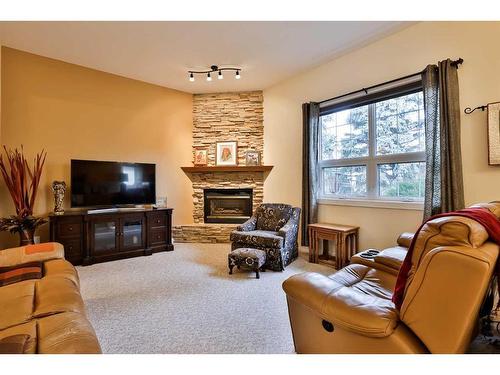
top-left (78, 243), bottom-right (332, 354)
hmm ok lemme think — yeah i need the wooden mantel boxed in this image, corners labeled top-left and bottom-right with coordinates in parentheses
top-left (181, 165), bottom-right (273, 173)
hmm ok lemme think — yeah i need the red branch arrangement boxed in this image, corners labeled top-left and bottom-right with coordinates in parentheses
top-left (0, 146), bottom-right (47, 244)
top-left (0, 146), bottom-right (46, 218)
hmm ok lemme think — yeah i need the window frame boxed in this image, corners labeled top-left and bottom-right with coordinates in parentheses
top-left (317, 83), bottom-right (426, 208)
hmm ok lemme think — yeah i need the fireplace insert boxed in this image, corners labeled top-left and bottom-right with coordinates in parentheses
top-left (204, 188), bottom-right (253, 224)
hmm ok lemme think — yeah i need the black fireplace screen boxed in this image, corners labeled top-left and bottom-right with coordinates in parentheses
top-left (204, 188), bottom-right (253, 224)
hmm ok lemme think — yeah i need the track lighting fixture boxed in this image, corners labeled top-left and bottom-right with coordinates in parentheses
top-left (188, 65), bottom-right (241, 82)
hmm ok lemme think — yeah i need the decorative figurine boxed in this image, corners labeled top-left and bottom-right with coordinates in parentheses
top-left (52, 181), bottom-right (66, 215)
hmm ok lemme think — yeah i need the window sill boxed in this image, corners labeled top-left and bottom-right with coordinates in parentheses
top-left (318, 197), bottom-right (424, 211)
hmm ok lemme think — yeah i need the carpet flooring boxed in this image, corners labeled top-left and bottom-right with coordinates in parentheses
top-left (78, 243), bottom-right (332, 354)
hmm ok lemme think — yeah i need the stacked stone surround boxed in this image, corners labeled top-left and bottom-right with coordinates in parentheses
top-left (173, 91), bottom-right (265, 243)
top-left (192, 91), bottom-right (263, 166)
top-left (172, 224), bottom-right (237, 244)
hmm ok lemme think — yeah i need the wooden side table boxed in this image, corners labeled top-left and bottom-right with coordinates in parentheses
top-left (308, 223), bottom-right (359, 269)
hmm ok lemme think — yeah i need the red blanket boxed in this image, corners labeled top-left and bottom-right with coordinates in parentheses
top-left (393, 207), bottom-right (500, 310)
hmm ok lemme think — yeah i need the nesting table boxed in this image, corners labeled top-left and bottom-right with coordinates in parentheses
top-left (308, 223), bottom-right (359, 269)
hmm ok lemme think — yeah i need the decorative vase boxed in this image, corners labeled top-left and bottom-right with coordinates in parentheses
top-left (19, 228), bottom-right (35, 246)
top-left (52, 181), bottom-right (66, 215)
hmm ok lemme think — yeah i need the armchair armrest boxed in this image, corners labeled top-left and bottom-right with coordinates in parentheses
top-left (236, 215), bottom-right (257, 232)
top-left (283, 272), bottom-right (398, 338)
top-left (278, 208), bottom-right (300, 245)
top-left (0, 242), bottom-right (64, 267)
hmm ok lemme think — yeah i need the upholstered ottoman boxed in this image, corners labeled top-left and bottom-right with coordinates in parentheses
top-left (228, 248), bottom-right (266, 279)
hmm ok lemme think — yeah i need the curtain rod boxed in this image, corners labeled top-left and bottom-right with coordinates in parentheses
top-left (318, 58), bottom-right (464, 105)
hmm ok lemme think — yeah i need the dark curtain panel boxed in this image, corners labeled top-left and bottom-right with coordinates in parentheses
top-left (422, 60), bottom-right (465, 220)
top-left (301, 102), bottom-right (320, 246)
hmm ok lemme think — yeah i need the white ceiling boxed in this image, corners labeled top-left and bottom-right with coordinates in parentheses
top-left (0, 21), bottom-right (410, 94)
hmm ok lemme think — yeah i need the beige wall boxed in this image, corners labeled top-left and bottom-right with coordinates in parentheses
top-left (0, 47), bottom-right (194, 248)
top-left (264, 22), bottom-right (500, 250)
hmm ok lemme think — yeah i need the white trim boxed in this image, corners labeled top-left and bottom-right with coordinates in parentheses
top-left (318, 90), bottom-right (426, 201)
top-left (318, 197), bottom-right (424, 211)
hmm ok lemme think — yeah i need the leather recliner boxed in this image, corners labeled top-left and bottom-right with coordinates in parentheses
top-left (282, 202), bottom-right (500, 354)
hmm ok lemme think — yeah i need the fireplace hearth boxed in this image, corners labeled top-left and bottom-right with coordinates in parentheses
top-left (204, 188), bottom-right (253, 224)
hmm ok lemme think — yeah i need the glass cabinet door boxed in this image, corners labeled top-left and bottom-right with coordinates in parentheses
top-left (92, 220), bottom-right (118, 254)
top-left (121, 216), bottom-right (144, 251)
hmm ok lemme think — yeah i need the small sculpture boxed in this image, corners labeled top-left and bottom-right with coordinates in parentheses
top-left (52, 181), bottom-right (66, 215)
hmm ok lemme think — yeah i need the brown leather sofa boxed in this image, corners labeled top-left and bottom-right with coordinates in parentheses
top-left (0, 242), bottom-right (101, 353)
top-left (283, 202), bottom-right (500, 354)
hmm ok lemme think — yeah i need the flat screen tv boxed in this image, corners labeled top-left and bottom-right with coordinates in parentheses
top-left (71, 159), bottom-right (156, 208)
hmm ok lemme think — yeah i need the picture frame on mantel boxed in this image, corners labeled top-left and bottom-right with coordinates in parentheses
top-left (488, 102), bottom-right (500, 165)
top-left (194, 148), bottom-right (208, 166)
top-left (245, 150), bottom-right (261, 166)
top-left (216, 141), bottom-right (238, 166)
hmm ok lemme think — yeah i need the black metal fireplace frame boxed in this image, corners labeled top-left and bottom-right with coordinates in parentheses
top-left (203, 188), bottom-right (253, 224)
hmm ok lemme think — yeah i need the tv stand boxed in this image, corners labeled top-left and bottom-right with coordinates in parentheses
top-left (49, 208), bottom-right (173, 266)
top-left (87, 207), bottom-right (146, 214)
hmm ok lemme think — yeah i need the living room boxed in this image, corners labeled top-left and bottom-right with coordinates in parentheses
top-left (1, 1), bottom-right (500, 372)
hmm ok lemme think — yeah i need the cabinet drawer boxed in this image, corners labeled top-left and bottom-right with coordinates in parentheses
top-left (59, 222), bottom-right (82, 237)
top-left (149, 213), bottom-right (166, 228)
top-left (60, 238), bottom-right (82, 260)
top-left (150, 229), bottom-right (166, 245)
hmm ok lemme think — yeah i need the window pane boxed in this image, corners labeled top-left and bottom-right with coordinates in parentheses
top-left (378, 162), bottom-right (425, 200)
top-left (375, 92), bottom-right (425, 155)
top-left (321, 106), bottom-right (369, 160)
top-left (323, 166), bottom-right (367, 197)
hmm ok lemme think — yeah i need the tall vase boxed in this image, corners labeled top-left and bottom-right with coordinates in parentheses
top-left (19, 228), bottom-right (35, 246)
top-left (52, 181), bottom-right (66, 215)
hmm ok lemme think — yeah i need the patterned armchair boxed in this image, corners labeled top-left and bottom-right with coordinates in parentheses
top-left (230, 203), bottom-right (301, 271)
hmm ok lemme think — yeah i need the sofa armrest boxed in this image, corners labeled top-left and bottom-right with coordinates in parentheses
top-left (0, 243), bottom-right (64, 267)
top-left (236, 215), bottom-right (257, 232)
top-left (283, 272), bottom-right (398, 338)
top-left (396, 232), bottom-right (415, 248)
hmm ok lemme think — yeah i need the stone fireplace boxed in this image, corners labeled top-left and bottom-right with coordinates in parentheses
top-left (172, 91), bottom-right (266, 243)
top-left (204, 188), bottom-right (253, 224)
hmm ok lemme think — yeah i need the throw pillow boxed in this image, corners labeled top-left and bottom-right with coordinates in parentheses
top-left (0, 261), bottom-right (43, 287)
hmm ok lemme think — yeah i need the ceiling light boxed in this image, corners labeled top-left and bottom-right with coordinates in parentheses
top-left (187, 65), bottom-right (242, 83)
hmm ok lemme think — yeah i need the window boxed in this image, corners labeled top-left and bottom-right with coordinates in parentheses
top-left (319, 90), bottom-right (425, 203)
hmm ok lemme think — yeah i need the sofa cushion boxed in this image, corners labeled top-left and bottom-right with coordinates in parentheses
top-left (0, 261), bottom-right (43, 287)
top-left (33, 277), bottom-right (86, 318)
top-left (283, 264), bottom-right (398, 338)
top-left (230, 230), bottom-right (284, 249)
top-left (0, 280), bottom-right (36, 330)
top-left (255, 204), bottom-right (293, 232)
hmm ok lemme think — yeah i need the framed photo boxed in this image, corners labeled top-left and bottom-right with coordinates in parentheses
top-left (216, 141), bottom-right (238, 166)
top-left (194, 148), bottom-right (208, 166)
top-left (245, 150), bottom-right (261, 166)
top-left (488, 102), bottom-right (500, 165)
